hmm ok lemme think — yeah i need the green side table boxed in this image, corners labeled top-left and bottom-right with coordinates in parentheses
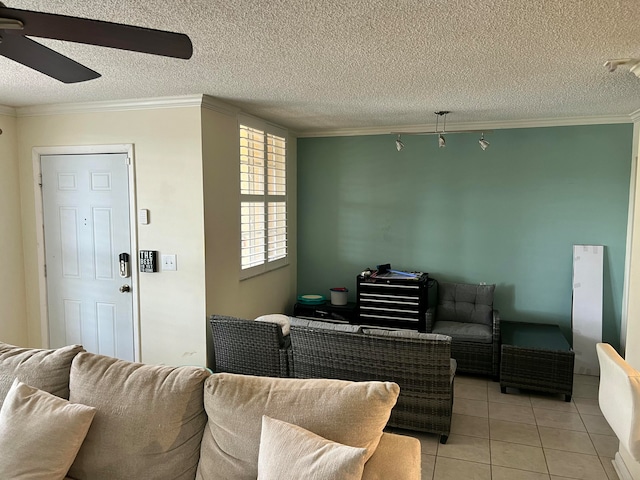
top-left (500, 321), bottom-right (575, 401)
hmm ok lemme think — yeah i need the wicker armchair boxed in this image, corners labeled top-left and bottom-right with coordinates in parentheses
top-left (426, 282), bottom-right (500, 378)
top-left (209, 314), bottom-right (289, 377)
top-left (290, 321), bottom-right (455, 443)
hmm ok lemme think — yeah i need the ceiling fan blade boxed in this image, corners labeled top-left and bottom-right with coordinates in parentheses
top-left (0, 6), bottom-right (193, 59)
top-left (0, 33), bottom-right (100, 83)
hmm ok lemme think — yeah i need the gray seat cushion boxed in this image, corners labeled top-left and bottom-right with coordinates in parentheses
top-left (432, 321), bottom-right (493, 344)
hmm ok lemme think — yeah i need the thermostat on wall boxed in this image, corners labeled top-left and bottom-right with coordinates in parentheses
top-left (138, 209), bottom-right (149, 225)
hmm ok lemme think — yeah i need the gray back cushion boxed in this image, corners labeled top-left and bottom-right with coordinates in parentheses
top-left (437, 282), bottom-right (495, 325)
top-left (362, 329), bottom-right (451, 342)
top-left (290, 317), bottom-right (363, 334)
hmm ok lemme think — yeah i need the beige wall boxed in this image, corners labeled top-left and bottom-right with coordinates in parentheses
top-left (201, 103), bottom-right (297, 367)
top-left (0, 112), bottom-right (28, 345)
top-left (626, 122), bottom-right (640, 368)
top-left (16, 106), bottom-right (207, 366)
top-left (619, 121), bottom-right (640, 479)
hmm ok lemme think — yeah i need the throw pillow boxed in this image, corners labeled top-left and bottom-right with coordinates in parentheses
top-left (196, 373), bottom-right (399, 480)
top-left (255, 314), bottom-right (291, 336)
top-left (67, 351), bottom-right (211, 480)
top-left (0, 342), bottom-right (84, 409)
top-left (257, 415), bottom-right (366, 480)
top-left (0, 379), bottom-right (96, 480)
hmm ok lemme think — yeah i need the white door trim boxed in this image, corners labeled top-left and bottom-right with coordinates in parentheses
top-left (32, 144), bottom-right (140, 361)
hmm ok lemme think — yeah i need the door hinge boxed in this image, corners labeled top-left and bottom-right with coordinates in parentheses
top-left (44, 264), bottom-right (47, 277)
top-left (38, 173), bottom-right (43, 188)
top-left (125, 157), bottom-right (131, 165)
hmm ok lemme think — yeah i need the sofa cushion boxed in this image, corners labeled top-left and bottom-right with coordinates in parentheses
top-left (67, 352), bottom-right (210, 480)
top-left (438, 282), bottom-right (495, 325)
top-left (290, 317), bottom-right (363, 333)
top-left (257, 415), bottom-right (367, 480)
top-left (197, 373), bottom-right (399, 480)
top-left (0, 341), bottom-right (84, 409)
top-left (0, 379), bottom-right (96, 480)
top-left (432, 321), bottom-right (493, 343)
top-left (255, 314), bottom-right (291, 336)
top-left (361, 432), bottom-right (421, 480)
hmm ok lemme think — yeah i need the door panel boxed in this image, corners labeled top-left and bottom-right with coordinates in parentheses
top-left (42, 153), bottom-right (134, 361)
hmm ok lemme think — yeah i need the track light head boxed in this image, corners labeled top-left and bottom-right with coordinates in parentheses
top-left (438, 134), bottom-right (446, 148)
top-left (395, 134), bottom-right (404, 152)
top-left (479, 134), bottom-right (490, 151)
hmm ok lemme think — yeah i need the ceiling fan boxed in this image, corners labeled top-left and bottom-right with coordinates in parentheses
top-left (0, 2), bottom-right (192, 83)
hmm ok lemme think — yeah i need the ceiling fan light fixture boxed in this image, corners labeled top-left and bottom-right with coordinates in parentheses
top-left (395, 134), bottom-right (405, 152)
top-left (438, 134), bottom-right (446, 148)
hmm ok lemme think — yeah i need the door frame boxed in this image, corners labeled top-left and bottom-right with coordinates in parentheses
top-left (32, 144), bottom-right (140, 361)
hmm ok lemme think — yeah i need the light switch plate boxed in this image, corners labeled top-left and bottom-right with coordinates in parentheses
top-left (162, 254), bottom-right (177, 271)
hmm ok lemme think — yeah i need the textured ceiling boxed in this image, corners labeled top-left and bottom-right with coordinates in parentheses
top-left (1, 0), bottom-right (639, 133)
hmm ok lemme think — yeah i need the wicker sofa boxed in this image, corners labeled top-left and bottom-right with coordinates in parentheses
top-left (426, 281), bottom-right (500, 378)
top-left (289, 318), bottom-right (456, 443)
top-left (0, 340), bottom-right (421, 479)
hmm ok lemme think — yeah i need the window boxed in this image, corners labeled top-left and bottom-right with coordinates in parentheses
top-left (239, 120), bottom-right (287, 278)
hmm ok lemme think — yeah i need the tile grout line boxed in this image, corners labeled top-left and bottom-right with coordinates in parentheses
top-left (534, 406), bottom-right (552, 478)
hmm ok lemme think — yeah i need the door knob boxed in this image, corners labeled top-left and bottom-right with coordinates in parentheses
top-left (119, 284), bottom-right (131, 293)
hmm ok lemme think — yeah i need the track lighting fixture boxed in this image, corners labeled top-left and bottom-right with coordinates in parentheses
top-left (479, 134), bottom-right (490, 151)
top-left (391, 111), bottom-right (493, 152)
top-left (435, 111), bottom-right (448, 148)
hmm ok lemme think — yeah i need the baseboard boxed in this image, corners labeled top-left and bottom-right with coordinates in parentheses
top-left (615, 452), bottom-right (633, 480)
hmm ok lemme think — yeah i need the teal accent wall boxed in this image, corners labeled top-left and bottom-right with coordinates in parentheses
top-left (297, 124), bottom-right (633, 348)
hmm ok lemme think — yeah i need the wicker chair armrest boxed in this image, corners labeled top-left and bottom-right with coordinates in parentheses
top-left (491, 309), bottom-right (501, 378)
top-left (492, 310), bottom-right (500, 337)
top-left (279, 348), bottom-right (290, 377)
top-left (209, 314), bottom-right (287, 377)
top-left (286, 348), bottom-right (294, 377)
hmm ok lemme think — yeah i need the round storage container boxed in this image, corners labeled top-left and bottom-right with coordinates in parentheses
top-left (329, 287), bottom-right (348, 306)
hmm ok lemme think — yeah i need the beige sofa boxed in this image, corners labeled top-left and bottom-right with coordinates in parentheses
top-left (0, 341), bottom-right (421, 480)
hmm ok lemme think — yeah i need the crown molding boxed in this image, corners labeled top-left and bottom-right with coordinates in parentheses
top-left (298, 114), bottom-right (634, 138)
top-left (0, 105), bottom-right (17, 117)
top-left (14, 94), bottom-right (241, 117)
top-left (631, 108), bottom-right (640, 123)
top-left (201, 94), bottom-right (241, 116)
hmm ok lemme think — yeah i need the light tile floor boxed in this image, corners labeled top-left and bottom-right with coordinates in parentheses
top-left (389, 374), bottom-right (620, 480)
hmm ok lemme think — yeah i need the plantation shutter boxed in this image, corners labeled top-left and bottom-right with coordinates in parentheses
top-left (240, 122), bottom-right (287, 276)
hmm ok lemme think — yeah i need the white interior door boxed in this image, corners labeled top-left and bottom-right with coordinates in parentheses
top-left (42, 153), bottom-right (134, 361)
